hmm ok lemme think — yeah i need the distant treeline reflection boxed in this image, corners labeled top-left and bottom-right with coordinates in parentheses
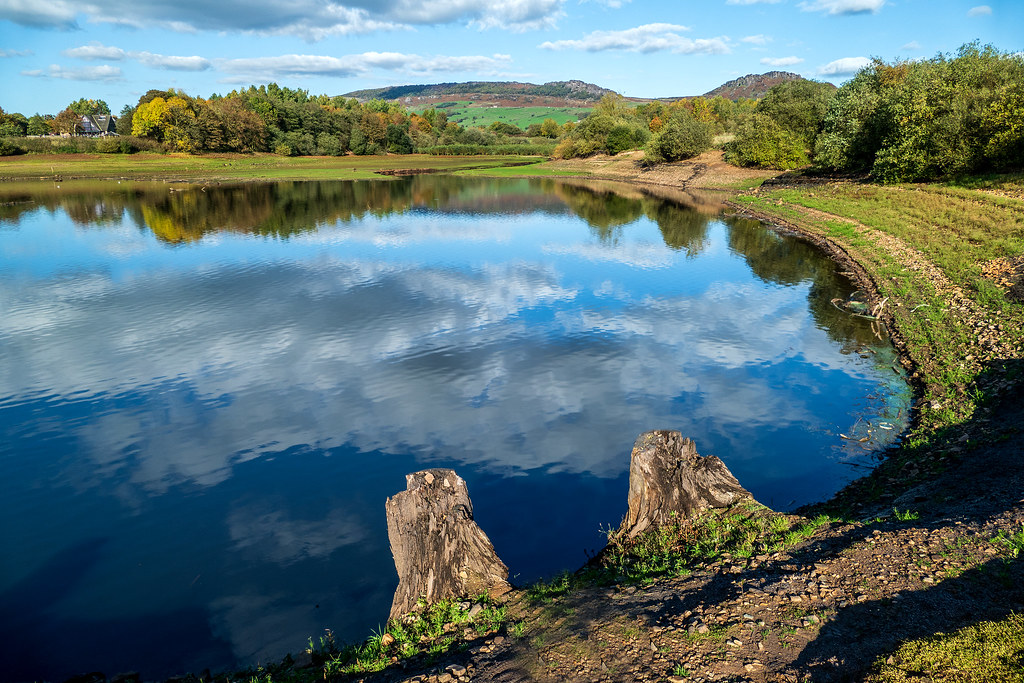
top-left (0, 177), bottom-right (723, 252)
top-left (1, 177), bottom-right (880, 348)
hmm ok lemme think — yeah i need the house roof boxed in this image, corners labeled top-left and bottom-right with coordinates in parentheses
top-left (79, 114), bottom-right (116, 134)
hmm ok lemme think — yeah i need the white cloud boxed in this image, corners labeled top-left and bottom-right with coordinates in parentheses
top-left (760, 56), bottom-right (804, 67)
top-left (20, 64), bottom-right (123, 81)
top-left (63, 42), bottom-right (128, 60)
top-left (800, 0), bottom-right (885, 14)
top-left (727, 0), bottom-right (781, 4)
top-left (901, 40), bottom-right (921, 50)
top-left (0, 0), bottom-right (565, 37)
top-left (219, 52), bottom-right (512, 79)
top-left (967, 5), bottom-right (992, 16)
top-left (539, 23), bottom-right (730, 55)
top-left (581, 0), bottom-right (631, 7)
top-left (135, 51), bottom-right (211, 71)
top-left (817, 56), bottom-right (870, 76)
top-left (0, 47), bottom-right (33, 57)
top-left (741, 34), bottom-right (772, 45)
top-left (62, 42), bottom-right (212, 71)
top-left (0, 0), bottom-right (77, 28)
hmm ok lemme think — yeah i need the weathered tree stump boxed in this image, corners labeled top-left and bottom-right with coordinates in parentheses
top-left (385, 469), bottom-right (511, 620)
top-left (616, 430), bottom-right (751, 539)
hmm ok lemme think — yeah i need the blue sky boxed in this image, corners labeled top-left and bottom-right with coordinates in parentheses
top-left (0, 0), bottom-right (1018, 116)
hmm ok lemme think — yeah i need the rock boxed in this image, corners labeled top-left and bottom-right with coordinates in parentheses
top-left (386, 469), bottom-right (511, 620)
top-left (615, 431), bottom-right (752, 540)
top-left (110, 674), bottom-right (141, 683)
top-left (446, 664), bottom-right (468, 677)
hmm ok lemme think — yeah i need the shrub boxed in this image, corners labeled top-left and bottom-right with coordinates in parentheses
top-left (606, 123), bottom-right (650, 155)
top-left (815, 42), bottom-right (1024, 181)
top-left (754, 79), bottom-right (836, 146)
top-left (0, 138), bottom-right (26, 156)
top-left (645, 111), bottom-right (713, 163)
top-left (95, 137), bottom-right (122, 153)
top-left (725, 114), bottom-right (809, 170)
top-left (386, 124), bottom-right (413, 154)
top-left (316, 133), bottom-right (344, 156)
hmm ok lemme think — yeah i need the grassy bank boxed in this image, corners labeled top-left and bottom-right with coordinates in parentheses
top-left (0, 152), bottom-right (565, 182)
top-left (731, 175), bottom-right (1024, 478)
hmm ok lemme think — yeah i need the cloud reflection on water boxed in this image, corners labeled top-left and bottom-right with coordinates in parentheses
top-left (0, 177), bottom-right (911, 679)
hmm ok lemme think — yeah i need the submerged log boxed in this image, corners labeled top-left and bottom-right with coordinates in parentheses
top-left (617, 430), bottom-right (751, 539)
top-left (385, 469), bottom-right (511, 620)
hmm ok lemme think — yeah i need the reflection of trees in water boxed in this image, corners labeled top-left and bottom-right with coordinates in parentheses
top-left (552, 183), bottom-right (713, 255)
top-left (3, 179), bottom-right (719, 256)
top-left (3, 177), bottom-right (889, 351)
top-left (551, 184), bottom-right (644, 244)
top-left (648, 202), bottom-right (710, 255)
top-left (725, 217), bottom-right (880, 349)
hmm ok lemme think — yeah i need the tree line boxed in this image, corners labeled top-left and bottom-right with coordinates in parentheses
top-left (551, 42), bottom-right (1022, 182)
top-left (0, 84), bottom-right (562, 157)
top-left (1, 42), bottom-right (1019, 182)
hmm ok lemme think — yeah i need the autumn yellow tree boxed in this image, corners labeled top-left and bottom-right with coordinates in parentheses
top-left (132, 97), bottom-right (168, 138)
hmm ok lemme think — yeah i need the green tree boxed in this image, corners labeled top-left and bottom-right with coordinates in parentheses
top-left (386, 124), bottom-right (413, 154)
top-left (754, 80), bottom-right (836, 146)
top-left (67, 98), bottom-right (111, 116)
top-left (725, 113), bottom-right (808, 170)
top-left (489, 121), bottom-right (523, 137)
top-left (0, 108), bottom-right (28, 137)
top-left (644, 110), bottom-right (712, 163)
top-left (540, 118), bottom-right (561, 138)
top-left (814, 42), bottom-right (1024, 181)
top-left (27, 113), bottom-right (51, 136)
top-left (115, 105), bottom-right (135, 136)
top-left (606, 123), bottom-right (649, 155)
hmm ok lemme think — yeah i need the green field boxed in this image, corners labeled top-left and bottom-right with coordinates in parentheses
top-left (414, 102), bottom-right (591, 129)
top-left (0, 152), bottom-right (560, 181)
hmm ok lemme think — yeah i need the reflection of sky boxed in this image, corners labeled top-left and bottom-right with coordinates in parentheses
top-left (0, 184), bottom-right (910, 681)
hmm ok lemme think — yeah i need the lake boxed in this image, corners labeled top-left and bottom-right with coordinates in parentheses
top-left (0, 176), bottom-right (910, 681)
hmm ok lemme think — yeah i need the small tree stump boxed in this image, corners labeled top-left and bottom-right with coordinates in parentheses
top-left (616, 430), bottom-right (751, 539)
top-left (385, 469), bottom-right (511, 620)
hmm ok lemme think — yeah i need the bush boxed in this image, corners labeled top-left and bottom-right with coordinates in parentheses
top-left (725, 114), bottom-right (809, 169)
top-left (386, 124), bottom-right (413, 154)
top-left (645, 111), bottom-right (713, 163)
top-left (316, 133), bottom-right (344, 156)
top-left (95, 137), bottom-right (122, 153)
top-left (606, 124), bottom-right (650, 155)
top-left (0, 138), bottom-right (26, 156)
top-left (754, 79), bottom-right (836, 146)
top-left (815, 43), bottom-right (1024, 181)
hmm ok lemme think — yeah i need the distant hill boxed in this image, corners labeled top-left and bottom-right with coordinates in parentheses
top-left (344, 80), bottom-right (615, 105)
top-left (701, 71), bottom-right (806, 100)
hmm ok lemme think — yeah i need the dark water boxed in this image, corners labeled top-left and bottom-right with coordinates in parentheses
top-left (0, 177), bottom-right (909, 681)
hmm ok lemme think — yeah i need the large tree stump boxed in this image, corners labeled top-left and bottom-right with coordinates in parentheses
top-left (616, 430), bottom-right (751, 540)
top-left (385, 469), bottom-right (511, 620)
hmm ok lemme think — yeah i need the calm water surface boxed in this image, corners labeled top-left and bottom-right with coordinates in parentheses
top-left (0, 177), bottom-right (910, 680)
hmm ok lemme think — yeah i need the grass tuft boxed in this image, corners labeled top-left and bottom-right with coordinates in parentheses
top-left (866, 613), bottom-right (1024, 682)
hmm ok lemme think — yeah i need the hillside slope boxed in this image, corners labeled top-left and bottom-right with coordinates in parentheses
top-left (702, 71), bottom-right (805, 100)
top-left (344, 80), bottom-right (614, 104)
